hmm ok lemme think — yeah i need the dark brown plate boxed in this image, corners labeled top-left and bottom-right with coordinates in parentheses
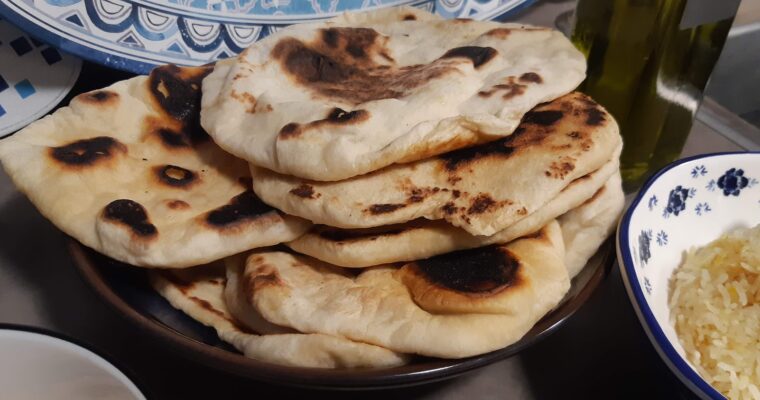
top-left (70, 239), bottom-right (614, 390)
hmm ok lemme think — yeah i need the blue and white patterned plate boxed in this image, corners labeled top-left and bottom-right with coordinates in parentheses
top-left (0, 0), bottom-right (535, 74)
top-left (0, 18), bottom-right (81, 138)
top-left (617, 152), bottom-right (760, 400)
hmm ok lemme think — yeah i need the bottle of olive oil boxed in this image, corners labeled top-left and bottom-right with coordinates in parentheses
top-left (571, 0), bottom-right (739, 191)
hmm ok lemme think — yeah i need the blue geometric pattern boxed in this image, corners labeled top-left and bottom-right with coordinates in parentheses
top-left (0, 18), bottom-right (81, 138)
top-left (14, 79), bottom-right (35, 99)
top-left (0, 0), bottom-right (534, 73)
top-left (65, 13), bottom-right (84, 27)
top-left (41, 47), bottom-right (62, 65)
top-left (10, 36), bottom-right (31, 56)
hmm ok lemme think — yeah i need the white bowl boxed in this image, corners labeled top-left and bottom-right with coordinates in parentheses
top-left (0, 325), bottom-right (146, 400)
top-left (617, 152), bottom-right (760, 400)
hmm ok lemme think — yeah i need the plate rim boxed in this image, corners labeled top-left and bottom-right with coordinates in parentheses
top-left (0, 19), bottom-right (83, 138)
top-left (0, 0), bottom-right (536, 75)
top-left (69, 238), bottom-right (614, 390)
top-left (0, 1), bottom-right (157, 74)
top-left (616, 151), bottom-right (760, 400)
top-left (0, 322), bottom-right (152, 399)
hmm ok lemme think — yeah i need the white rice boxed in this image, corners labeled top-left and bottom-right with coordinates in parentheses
top-left (669, 224), bottom-right (760, 400)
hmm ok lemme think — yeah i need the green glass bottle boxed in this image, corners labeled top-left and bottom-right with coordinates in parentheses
top-left (571, 0), bottom-right (738, 191)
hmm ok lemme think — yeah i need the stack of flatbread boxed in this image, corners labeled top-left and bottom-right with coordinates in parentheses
top-left (0, 6), bottom-right (624, 369)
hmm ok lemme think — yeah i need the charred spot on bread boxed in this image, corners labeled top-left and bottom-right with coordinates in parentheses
top-left (205, 191), bottom-right (276, 229)
top-left (50, 136), bottom-right (127, 167)
top-left (102, 199), bottom-right (158, 238)
top-left (155, 165), bottom-right (198, 188)
top-left (413, 245), bottom-right (521, 294)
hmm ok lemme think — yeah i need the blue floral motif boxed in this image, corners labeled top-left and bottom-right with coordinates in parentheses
top-left (717, 168), bottom-right (750, 196)
top-left (663, 186), bottom-right (695, 218)
top-left (707, 179), bottom-right (717, 192)
top-left (639, 230), bottom-right (652, 265)
top-left (691, 165), bottom-right (708, 178)
top-left (656, 230), bottom-right (668, 246)
top-left (648, 195), bottom-right (658, 211)
top-left (695, 202), bottom-right (712, 216)
top-left (644, 277), bottom-right (653, 295)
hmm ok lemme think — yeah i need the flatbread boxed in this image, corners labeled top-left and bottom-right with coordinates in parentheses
top-left (201, 6), bottom-right (586, 181)
top-left (0, 64), bottom-right (310, 268)
top-left (287, 158), bottom-right (619, 267)
top-left (251, 92), bottom-right (621, 236)
top-left (223, 254), bottom-right (296, 335)
top-left (560, 170), bottom-right (624, 278)
top-left (236, 221), bottom-right (570, 358)
top-left (149, 263), bottom-right (409, 368)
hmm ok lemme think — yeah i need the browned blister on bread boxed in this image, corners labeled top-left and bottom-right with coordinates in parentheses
top-left (148, 263), bottom-right (408, 368)
top-left (237, 220), bottom-right (570, 359)
top-left (202, 7), bottom-right (587, 181)
top-left (0, 63), bottom-right (310, 268)
top-left (286, 165), bottom-right (623, 270)
top-left (252, 92), bottom-right (621, 236)
top-left (397, 223), bottom-right (563, 316)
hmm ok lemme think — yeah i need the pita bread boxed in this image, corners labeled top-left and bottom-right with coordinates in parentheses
top-left (236, 221), bottom-right (569, 358)
top-left (251, 92), bottom-right (621, 236)
top-left (201, 7), bottom-right (586, 181)
top-left (560, 171), bottom-right (624, 278)
top-left (0, 64), bottom-right (309, 268)
top-left (149, 263), bottom-right (409, 368)
top-left (223, 254), bottom-right (296, 335)
top-left (287, 157), bottom-right (619, 267)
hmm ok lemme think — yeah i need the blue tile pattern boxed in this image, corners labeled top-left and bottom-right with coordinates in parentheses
top-left (40, 47), bottom-right (62, 65)
top-left (14, 79), bottom-right (35, 99)
top-left (10, 36), bottom-right (32, 56)
top-left (0, 18), bottom-right (81, 138)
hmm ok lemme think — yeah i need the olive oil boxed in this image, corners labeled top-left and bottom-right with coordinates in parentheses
top-left (571, 0), bottom-right (738, 190)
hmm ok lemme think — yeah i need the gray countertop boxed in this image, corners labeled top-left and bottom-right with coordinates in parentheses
top-left (0, 1), bottom-right (752, 399)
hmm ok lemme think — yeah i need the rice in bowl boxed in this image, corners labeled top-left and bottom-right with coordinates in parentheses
top-left (669, 224), bottom-right (760, 399)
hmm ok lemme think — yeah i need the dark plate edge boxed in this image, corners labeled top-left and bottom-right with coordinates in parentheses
top-left (70, 238), bottom-right (614, 390)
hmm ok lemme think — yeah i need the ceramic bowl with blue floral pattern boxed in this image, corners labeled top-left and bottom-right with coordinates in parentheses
top-left (617, 152), bottom-right (760, 400)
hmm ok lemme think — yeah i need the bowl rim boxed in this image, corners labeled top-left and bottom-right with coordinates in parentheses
top-left (0, 322), bottom-right (151, 400)
top-left (617, 151), bottom-right (760, 400)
